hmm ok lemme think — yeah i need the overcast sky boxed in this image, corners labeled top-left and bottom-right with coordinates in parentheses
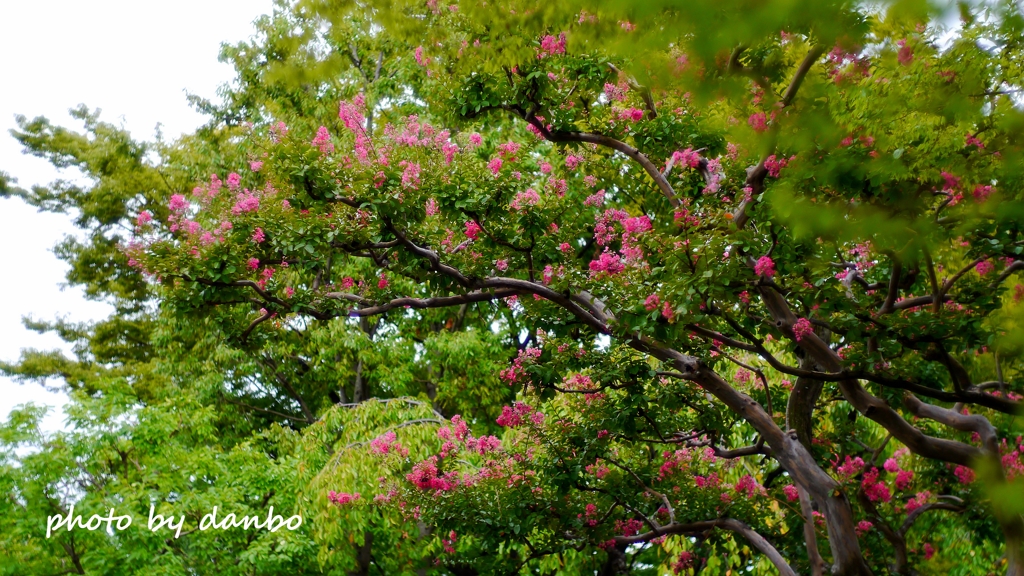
top-left (0, 0), bottom-right (275, 432)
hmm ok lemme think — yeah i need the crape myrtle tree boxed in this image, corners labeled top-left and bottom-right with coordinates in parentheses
top-left (130, 0), bottom-right (1024, 574)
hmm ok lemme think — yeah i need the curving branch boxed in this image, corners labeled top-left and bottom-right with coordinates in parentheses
top-left (505, 107), bottom-right (680, 207)
top-left (345, 289), bottom-right (520, 317)
top-left (899, 501), bottom-right (964, 538)
top-left (614, 518), bottom-right (797, 576)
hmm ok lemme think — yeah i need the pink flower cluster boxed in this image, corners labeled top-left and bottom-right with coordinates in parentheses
top-left (370, 430), bottom-right (408, 456)
top-left (793, 318), bottom-right (814, 342)
top-left (954, 465), bottom-right (975, 484)
top-left (496, 402), bottom-right (536, 427)
top-left (855, 520), bottom-right (873, 536)
top-left (327, 491), bottom-right (360, 506)
top-left (616, 107), bottom-right (644, 123)
top-left (565, 154), bottom-right (584, 169)
top-left (589, 250), bottom-right (625, 275)
top-left (498, 347), bottom-right (541, 384)
top-left (782, 484), bottom-right (800, 502)
top-left (603, 82), bottom-right (628, 102)
top-left (734, 474), bottom-right (765, 498)
top-left (862, 468), bottom-right (891, 503)
top-left (670, 148), bottom-right (701, 169)
top-left (615, 518), bottom-right (644, 537)
top-left (488, 157), bottom-right (503, 176)
top-left (754, 256), bottom-right (776, 277)
top-left (231, 190), bottom-right (260, 215)
top-left (510, 188), bottom-right (540, 211)
top-left (764, 154), bottom-right (793, 178)
top-left (644, 294), bottom-right (660, 311)
top-left (464, 220), bottom-right (482, 240)
top-left (748, 112), bottom-right (768, 132)
top-left (311, 126), bottom-right (334, 155)
top-left (973, 185), bottom-right (993, 202)
top-left (904, 490), bottom-right (931, 513)
top-left (537, 33), bottom-right (567, 58)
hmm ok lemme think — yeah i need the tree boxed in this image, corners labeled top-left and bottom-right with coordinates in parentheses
top-left (5, 0), bottom-right (1024, 574)
top-left (135, 0), bottom-right (1024, 574)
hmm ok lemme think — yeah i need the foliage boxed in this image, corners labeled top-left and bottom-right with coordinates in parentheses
top-left (6, 0), bottom-right (1024, 575)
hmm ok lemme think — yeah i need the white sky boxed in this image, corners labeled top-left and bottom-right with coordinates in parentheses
top-left (0, 0), bottom-right (275, 433)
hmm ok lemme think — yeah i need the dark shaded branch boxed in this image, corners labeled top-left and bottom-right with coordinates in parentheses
top-left (614, 518), bottom-right (797, 576)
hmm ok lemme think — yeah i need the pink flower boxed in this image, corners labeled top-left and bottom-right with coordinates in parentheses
top-left (511, 188), bottom-right (540, 210)
top-left (941, 171), bottom-right (961, 191)
top-left (855, 520), bottom-right (873, 536)
top-left (793, 318), bottom-right (814, 342)
top-left (661, 301), bottom-right (675, 322)
top-left (604, 82), bottom-right (628, 102)
top-left (559, 242), bottom-right (572, 253)
top-left (583, 174), bottom-right (597, 187)
top-left (169, 194), bottom-right (189, 213)
top-left (584, 191), bottom-right (605, 207)
top-left (748, 112), bottom-right (768, 132)
top-left (673, 551), bottom-right (694, 572)
top-left (954, 465), bottom-right (975, 484)
top-left (644, 294), bottom-right (660, 311)
top-left (738, 291), bottom-right (750, 304)
top-left (495, 259), bottom-right (508, 271)
top-left (862, 468), bottom-right (891, 503)
top-left (884, 458), bottom-right (900, 473)
top-left (252, 227), bottom-right (265, 243)
top-left (231, 191), bottom-right (260, 215)
top-left (838, 456), bottom-right (865, 477)
top-left (284, 286), bottom-right (295, 298)
top-left (370, 430), bottom-right (407, 456)
top-left (468, 133), bottom-right (483, 148)
top-left (465, 220), bottom-right (482, 240)
top-left (542, 265), bottom-right (554, 284)
top-left (565, 154), bottom-right (584, 169)
top-left (250, 161), bottom-right (263, 172)
top-left (754, 256), bottom-right (776, 277)
top-left (488, 157), bottom-right (503, 176)
top-left (976, 260), bottom-right (995, 276)
top-left (589, 251), bottom-right (624, 275)
top-left (896, 39), bottom-right (913, 65)
top-left (923, 543), bottom-right (935, 560)
top-left (136, 211), bottom-right (153, 226)
top-left (378, 274), bottom-right (389, 289)
top-left (539, 162), bottom-right (552, 174)
top-left (973, 185), bottom-right (993, 202)
top-left (618, 107), bottom-right (644, 122)
top-left (226, 172), bottom-right (241, 190)
top-left (399, 160), bottom-right (421, 189)
top-left (538, 33), bottom-right (566, 57)
top-left (895, 469), bottom-right (914, 491)
top-left (783, 484), bottom-right (800, 502)
top-left (734, 474), bottom-right (762, 498)
top-left (414, 45), bottom-right (430, 67)
top-left (496, 402), bottom-right (534, 427)
top-left (764, 154), bottom-right (792, 177)
top-left (327, 491), bottom-right (361, 506)
top-left (670, 148), bottom-right (701, 169)
top-left (247, 258), bottom-right (260, 270)
top-left (425, 198), bottom-right (439, 216)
